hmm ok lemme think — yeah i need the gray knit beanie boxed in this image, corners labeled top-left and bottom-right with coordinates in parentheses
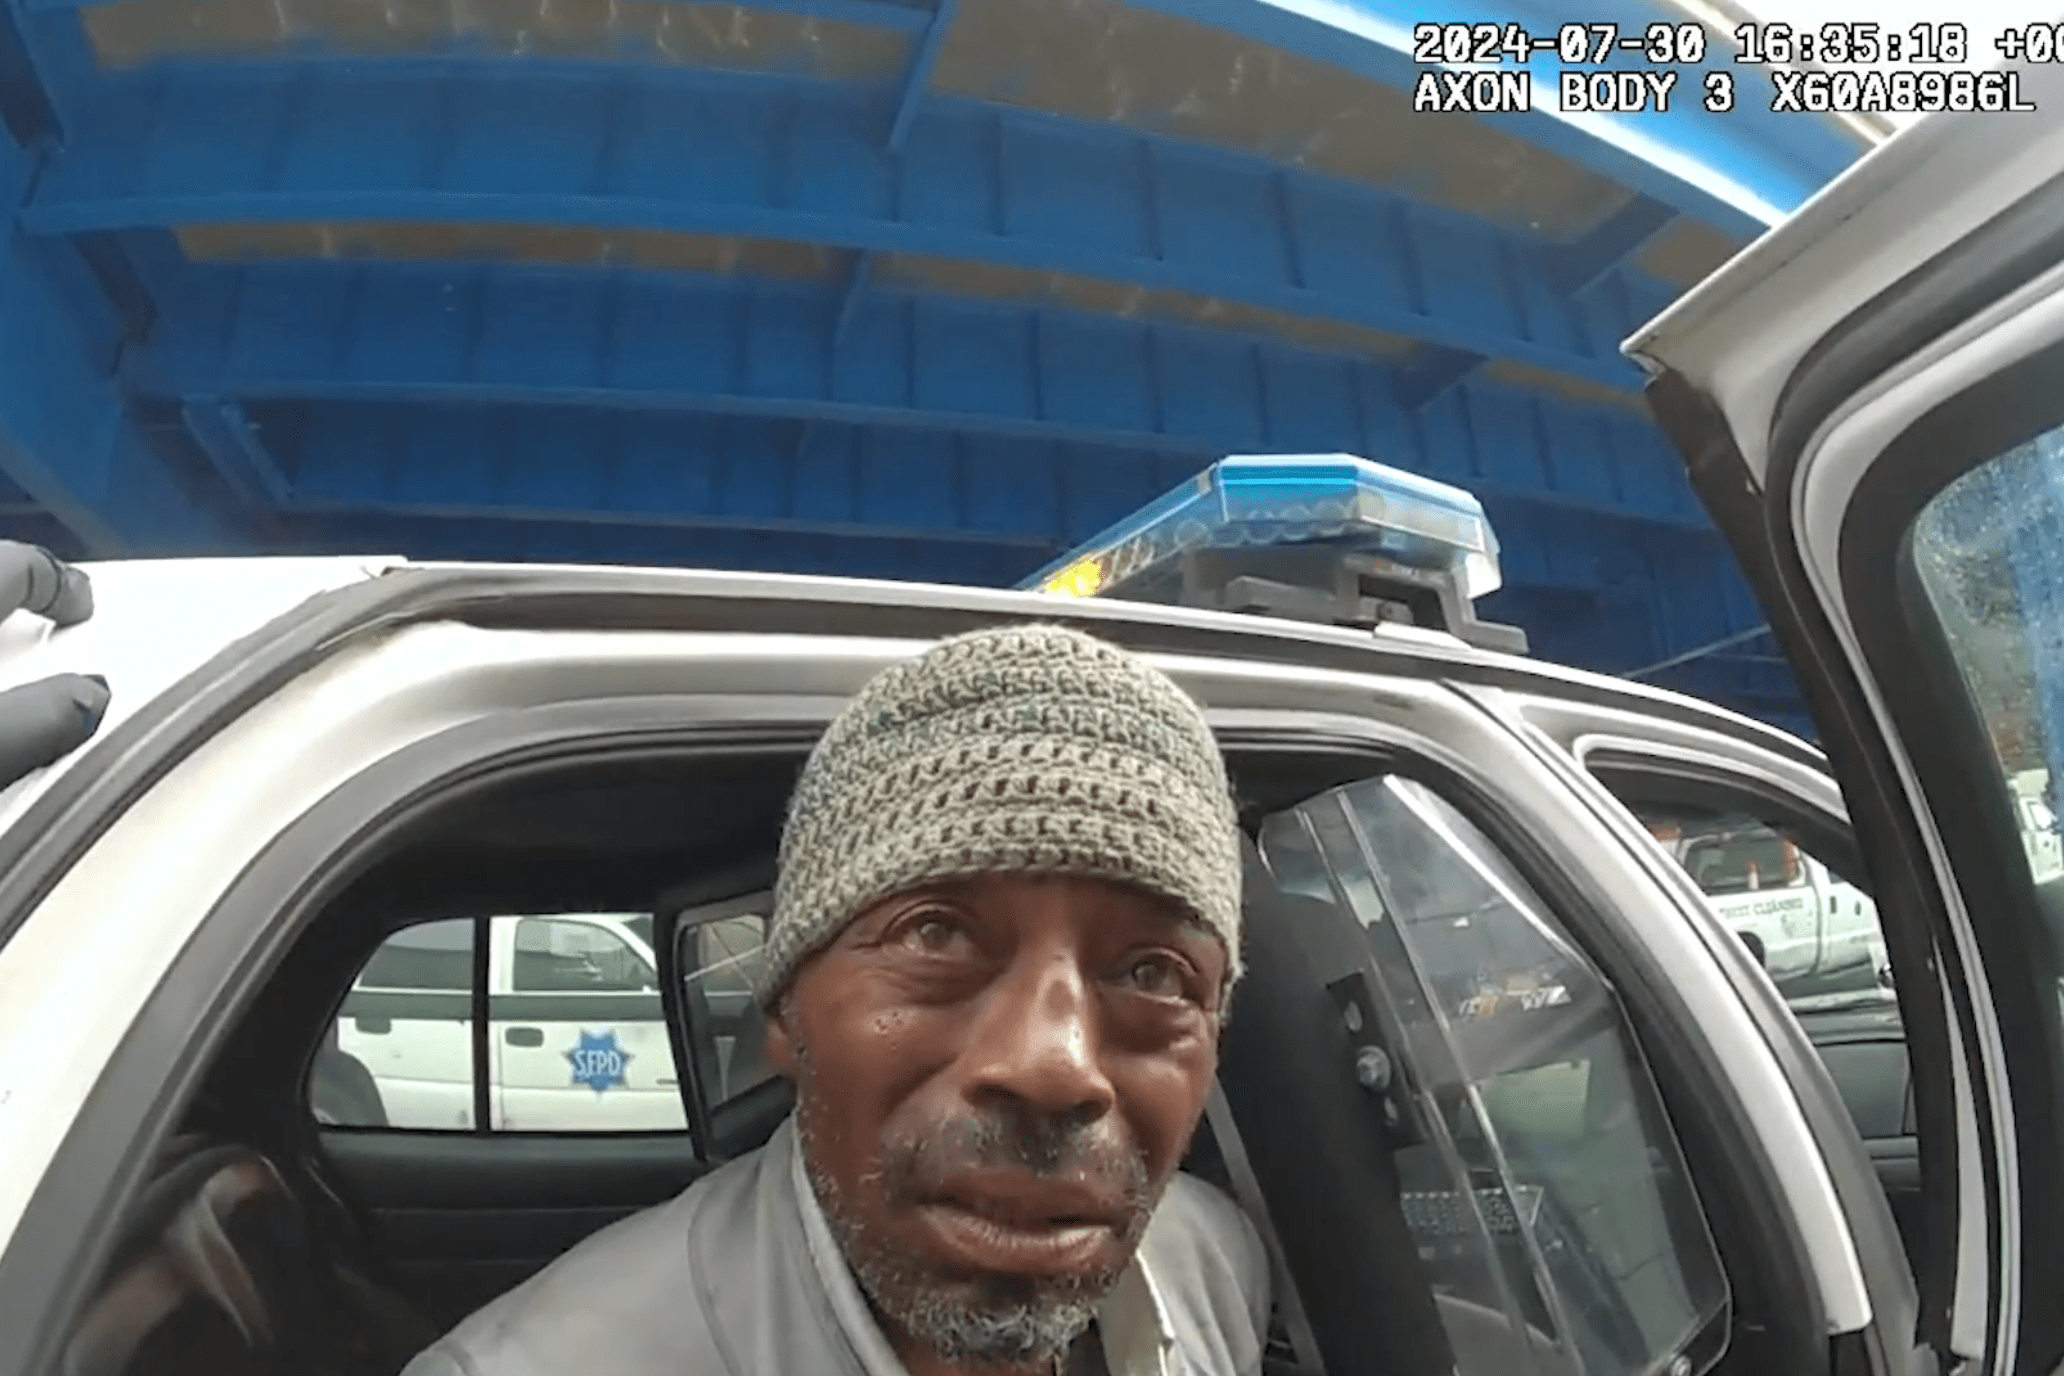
top-left (760, 623), bottom-right (1244, 1008)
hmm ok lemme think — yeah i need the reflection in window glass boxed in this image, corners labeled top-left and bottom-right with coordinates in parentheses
top-left (1259, 778), bottom-right (1727, 1376)
top-left (676, 905), bottom-right (776, 1108)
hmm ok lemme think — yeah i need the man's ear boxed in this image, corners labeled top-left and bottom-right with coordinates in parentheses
top-left (762, 991), bottom-right (798, 1080)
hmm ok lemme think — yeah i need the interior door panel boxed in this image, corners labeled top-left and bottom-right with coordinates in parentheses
top-left (319, 1129), bottom-right (713, 1329)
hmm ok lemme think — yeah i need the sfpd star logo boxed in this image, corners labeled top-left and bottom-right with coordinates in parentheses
top-left (566, 1029), bottom-right (632, 1094)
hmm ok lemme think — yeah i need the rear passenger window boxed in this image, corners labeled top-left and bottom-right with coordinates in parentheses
top-left (312, 912), bottom-right (686, 1134)
top-left (1260, 775), bottom-right (1727, 1376)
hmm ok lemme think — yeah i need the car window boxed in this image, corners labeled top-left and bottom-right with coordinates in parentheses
top-left (1258, 776), bottom-right (1726, 1376)
top-left (1633, 804), bottom-right (1892, 1015)
top-left (675, 902), bottom-right (778, 1114)
top-left (356, 917), bottom-right (472, 992)
top-left (313, 913), bottom-right (688, 1134)
top-left (320, 918), bottom-right (476, 1130)
top-left (1681, 827), bottom-right (1801, 895)
top-left (511, 915), bottom-right (657, 992)
top-left (1914, 444), bottom-right (2064, 896)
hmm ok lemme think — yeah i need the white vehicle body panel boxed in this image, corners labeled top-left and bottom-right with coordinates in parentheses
top-left (1702, 855), bottom-right (1882, 985)
top-left (0, 557), bottom-right (398, 836)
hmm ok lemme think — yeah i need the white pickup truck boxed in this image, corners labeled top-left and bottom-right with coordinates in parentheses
top-left (327, 913), bottom-right (682, 1132)
top-left (316, 904), bottom-right (775, 1133)
top-left (1663, 824), bottom-right (1886, 997)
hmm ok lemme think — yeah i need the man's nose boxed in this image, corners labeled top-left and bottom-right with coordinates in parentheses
top-left (960, 950), bottom-right (1116, 1124)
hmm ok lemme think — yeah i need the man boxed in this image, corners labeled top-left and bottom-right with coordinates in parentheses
top-left (402, 623), bottom-right (1273, 1376)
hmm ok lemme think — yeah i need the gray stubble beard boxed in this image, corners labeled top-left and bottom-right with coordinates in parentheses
top-left (790, 1038), bottom-right (1159, 1373)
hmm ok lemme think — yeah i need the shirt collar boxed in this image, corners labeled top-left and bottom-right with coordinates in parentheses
top-left (789, 1128), bottom-right (1176, 1376)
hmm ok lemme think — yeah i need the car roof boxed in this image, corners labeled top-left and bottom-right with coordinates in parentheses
top-left (0, 556), bottom-right (402, 832)
top-left (0, 554), bottom-right (1827, 836)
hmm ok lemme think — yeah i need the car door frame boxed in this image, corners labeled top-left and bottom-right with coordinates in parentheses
top-left (0, 684), bottom-right (851, 1376)
top-left (1626, 95), bottom-right (2064, 1370)
top-left (1503, 688), bottom-right (1911, 1202)
top-left (0, 568), bottom-right (1480, 1368)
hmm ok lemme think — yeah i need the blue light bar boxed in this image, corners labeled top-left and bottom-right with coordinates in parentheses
top-left (1019, 453), bottom-right (1504, 603)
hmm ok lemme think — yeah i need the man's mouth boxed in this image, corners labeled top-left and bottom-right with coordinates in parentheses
top-left (914, 1172), bottom-right (1129, 1276)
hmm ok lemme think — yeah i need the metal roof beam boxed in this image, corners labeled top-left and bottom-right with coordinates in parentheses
top-left (29, 0), bottom-right (1860, 238)
top-left (253, 403), bottom-right (1618, 601)
top-left (1123, 0), bottom-right (1862, 236)
top-left (24, 0), bottom-right (935, 27)
top-left (179, 396), bottom-right (290, 508)
top-left (887, 0), bottom-right (956, 149)
top-left (0, 139), bottom-right (227, 555)
top-left (1393, 346), bottom-right (1487, 411)
top-left (282, 405), bottom-right (1187, 551)
top-left (1550, 193), bottom-right (1679, 297)
top-left (29, 64), bottom-right (1656, 397)
top-left (129, 260), bottom-right (1715, 534)
top-left (278, 509), bottom-right (1043, 586)
top-left (0, 3), bottom-right (58, 148)
top-left (834, 249), bottom-right (875, 347)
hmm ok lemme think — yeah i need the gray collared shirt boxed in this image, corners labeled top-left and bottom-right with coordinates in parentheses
top-left (399, 1117), bottom-right (1271, 1376)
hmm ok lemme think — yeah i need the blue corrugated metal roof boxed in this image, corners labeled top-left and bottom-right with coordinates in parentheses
top-left (0, 0), bottom-right (1865, 734)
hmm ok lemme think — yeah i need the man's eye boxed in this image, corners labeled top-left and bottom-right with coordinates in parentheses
top-left (899, 913), bottom-right (971, 955)
top-left (1122, 955), bottom-right (1187, 999)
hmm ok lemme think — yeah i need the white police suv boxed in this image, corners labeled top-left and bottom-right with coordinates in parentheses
top-left (6, 82), bottom-right (2064, 1376)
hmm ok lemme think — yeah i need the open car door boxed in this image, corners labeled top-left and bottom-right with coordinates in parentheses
top-left (1627, 64), bottom-right (2064, 1376)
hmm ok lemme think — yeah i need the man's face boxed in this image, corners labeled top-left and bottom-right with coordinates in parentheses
top-left (765, 873), bottom-right (1227, 1373)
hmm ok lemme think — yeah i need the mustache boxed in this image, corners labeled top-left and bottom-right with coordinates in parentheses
top-left (875, 1101), bottom-right (1152, 1212)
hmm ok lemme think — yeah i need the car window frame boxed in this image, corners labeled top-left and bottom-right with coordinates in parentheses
top-left (1574, 745), bottom-right (1864, 881)
top-left (325, 909), bottom-right (681, 1136)
top-left (1555, 739), bottom-right (1915, 1221)
top-left (1583, 754), bottom-right (1889, 992)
